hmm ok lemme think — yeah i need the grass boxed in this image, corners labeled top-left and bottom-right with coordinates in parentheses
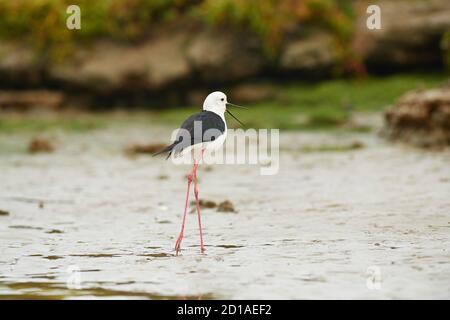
top-left (0, 72), bottom-right (447, 134)
top-left (154, 72), bottom-right (448, 130)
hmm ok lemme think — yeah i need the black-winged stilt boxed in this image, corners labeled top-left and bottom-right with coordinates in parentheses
top-left (154, 91), bottom-right (245, 255)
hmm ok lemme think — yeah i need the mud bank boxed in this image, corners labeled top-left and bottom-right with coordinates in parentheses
top-left (0, 128), bottom-right (449, 299)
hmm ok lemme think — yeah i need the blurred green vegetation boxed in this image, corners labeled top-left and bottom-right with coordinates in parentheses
top-left (156, 73), bottom-right (448, 130)
top-left (443, 31), bottom-right (450, 69)
top-left (194, 0), bottom-right (354, 56)
top-left (1, 73), bottom-right (446, 134)
top-left (0, 0), bottom-right (354, 61)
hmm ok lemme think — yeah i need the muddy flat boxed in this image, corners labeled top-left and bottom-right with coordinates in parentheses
top-left (0, 127), bottom-right (449, 299)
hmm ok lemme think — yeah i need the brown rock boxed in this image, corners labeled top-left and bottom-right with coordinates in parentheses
top-left (354, 0), bottom-right (450, 68)
top-left (51, 33), bottom-right (191, 92)
top-left (28, 138), bottom-right (55, 154)
top-left (217, 200), bottom-right (236, 213)
top-left (0, 42), bottom-right (35, 72)
top-left (125, 143), bottom-right (167, 155)
top-left (0, 209), bottom-right (9, 216)
top-left (0, 90), bottom-right (64, 111)
top-left (186, 29), bottom-right (265, 82)
top-left (384, 85), bottom-right (450, 147)
top-left (0, 43), bottom-right (44, 87)
top-left (280, 32), bottom-right (337, 72)
top-left (190, 199), bottom-right (217, 209)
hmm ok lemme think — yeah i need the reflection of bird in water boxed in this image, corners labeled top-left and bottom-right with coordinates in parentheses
top-left (154, 91), bottom-right (245, 255)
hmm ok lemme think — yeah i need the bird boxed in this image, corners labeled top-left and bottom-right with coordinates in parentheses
top-left (153, 91), bottom-right (246, 255)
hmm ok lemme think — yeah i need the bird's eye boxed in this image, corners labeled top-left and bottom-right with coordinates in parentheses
top-left (221, 98), bottom-right (224, 101)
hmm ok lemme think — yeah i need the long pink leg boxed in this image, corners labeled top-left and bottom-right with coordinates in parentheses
top-left (175, 165), bottom-right (194, 255)
top-left (193, 151), bottom-right (205, 253)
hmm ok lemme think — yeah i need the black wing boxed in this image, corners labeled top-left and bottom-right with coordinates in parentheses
top-left (153, 111), bottom-right (225, 158)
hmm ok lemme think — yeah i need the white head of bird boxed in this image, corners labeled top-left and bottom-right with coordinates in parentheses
top-left (203, 91), bottom-right (247, 126)
top-left (203, 91), bottom-right (227, 117)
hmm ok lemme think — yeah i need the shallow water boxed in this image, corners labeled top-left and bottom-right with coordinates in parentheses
top-left (1, 128), bottom-right (449, 299)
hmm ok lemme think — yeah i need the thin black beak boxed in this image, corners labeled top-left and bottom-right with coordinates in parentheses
top-left (226, 102), bottom-right (248, 109)
top-left (226, 109), bottom-right (245, 127)
top-left (225, 101), bottom-right (246, 127)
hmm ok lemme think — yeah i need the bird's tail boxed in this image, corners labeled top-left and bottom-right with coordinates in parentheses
top-left (152, 143), bottom-right (175, 160)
